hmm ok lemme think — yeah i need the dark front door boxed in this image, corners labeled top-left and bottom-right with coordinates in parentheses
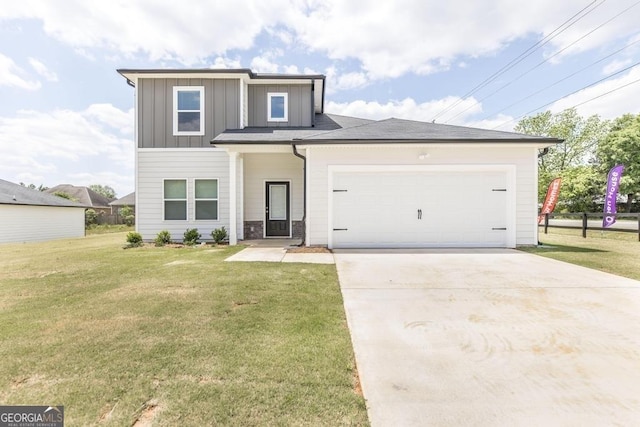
top-left (265, 181), bottom-right (290, 237)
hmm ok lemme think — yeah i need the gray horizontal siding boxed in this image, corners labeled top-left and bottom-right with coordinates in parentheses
top-left (0, 205), bottom-right (85, 243)
top-left (248, 84), bottom-right (312, 127)
top-left (137, 150), bottom-right (230, 241)
top-left (138, 78), bottom-right (240, 148)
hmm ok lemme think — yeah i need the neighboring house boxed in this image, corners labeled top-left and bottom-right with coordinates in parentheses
top-left (0, 179), bottom-right (86, 243)
top-left (118, 68), bottom-right (560, 248)
top-left (45, 184), bottom-right (114, 216)
top-left (109, 192), bottom-right (135, 214)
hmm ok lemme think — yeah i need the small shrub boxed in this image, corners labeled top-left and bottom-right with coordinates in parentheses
top-left (85, 209), bottom-right (98, 226)
top-left (211, 226), bottom-right (228, 244)
top-left (124, 215), bottom-right (135, 226)
top-left (119, 205), bottom-right (133, 217)
top-left (155, 230), bottom-right (172, 247)
top-left (124, 231), bottom-right (143, 249)
top-left (183, 228), bottom-right (201, 246)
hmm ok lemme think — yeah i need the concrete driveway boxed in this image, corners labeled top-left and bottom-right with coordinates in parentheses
top-left (334, 249), bottom-right (640, 426)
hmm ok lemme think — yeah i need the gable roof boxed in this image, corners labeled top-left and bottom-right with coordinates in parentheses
top-left (109, 192), bottom-right (135, 206)
top-left (213, 114), bottom-right (561, 145)
top-left (45, 185), bottom-right (113, 208)
top-left (0, 179), bottom-right (86, 208)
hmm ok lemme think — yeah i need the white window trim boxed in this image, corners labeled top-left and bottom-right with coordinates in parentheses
top-left (173, 86), bottom-right (205, 136)
top-left (163, 178), bottom-right (188, 221)
top-left (267, 92), bottom-right (288, 122)
top-left (194, 178), bottom-right (220, 221)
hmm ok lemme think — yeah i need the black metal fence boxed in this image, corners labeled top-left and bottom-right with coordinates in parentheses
top-left (541, 212), bottom-right (640, 241)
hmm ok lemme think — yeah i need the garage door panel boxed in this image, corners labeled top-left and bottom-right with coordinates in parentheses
top-left (332, 170), bottom-right (511, 248)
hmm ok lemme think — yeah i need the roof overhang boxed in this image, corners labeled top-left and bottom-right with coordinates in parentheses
top-left (212, 138), bottom-right (560, 148)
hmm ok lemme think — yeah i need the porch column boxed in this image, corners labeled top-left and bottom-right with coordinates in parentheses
top-left (229, 151), bottom-right (238, 245)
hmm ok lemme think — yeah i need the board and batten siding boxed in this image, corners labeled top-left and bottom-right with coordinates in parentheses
top-left (138, 78), bottom-right (240, 148)
top-left (305, 145), bottom-right (539, 247)
top-left (242, 153), bottom-right (304, 222)
top-left (137, 149), bottom-right (230, 241)
top-left (0, 205), bottom-right (85, 243)
top-left (247, 85), bottom-right (313, 127)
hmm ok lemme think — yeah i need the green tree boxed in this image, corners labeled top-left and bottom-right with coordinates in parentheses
top-left (89, 184), bottom-right (116, 199)
top-left (19, 183), bottom-right (49, 191)
top-left (515, 108), bottom-right (609, 207)
top-left (597, 113), bottom-right (640, 212)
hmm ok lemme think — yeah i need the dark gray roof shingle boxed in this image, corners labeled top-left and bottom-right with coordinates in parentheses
top-left (213, 114), bottom-right (560, 144)
top-left (0, 179), bottom-right (86, 207)
top-left (45, 184), bottom-right (113, 208)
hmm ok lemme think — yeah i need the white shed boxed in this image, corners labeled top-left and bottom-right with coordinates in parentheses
top-left (0, 179), bottom-right (86, 244)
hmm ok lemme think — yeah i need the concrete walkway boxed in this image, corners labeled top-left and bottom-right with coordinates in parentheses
top-left (334, 248), bottom-right (640, 426)
top-left (225, 247), bottom-right (334, 264)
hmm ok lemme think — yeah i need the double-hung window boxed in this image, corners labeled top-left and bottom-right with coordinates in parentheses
top-left (195, 179), bottom-right (218, 220)
top-left (267, 92), bottom-right (288, 122)
top-left (173, 86), bottom-right (204, 135)
top-left (164, 179), bottom-right (187, 220)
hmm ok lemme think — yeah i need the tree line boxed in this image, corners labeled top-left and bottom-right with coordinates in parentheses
top-left (516, 109), bottom-right (639, 213)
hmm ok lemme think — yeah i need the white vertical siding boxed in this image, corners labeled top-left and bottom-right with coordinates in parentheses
top-left (242, 153), bottom-right (304, 221)
top-left (137, 149), bottom-right (230, 241)
top-left (305, 145), bottom-right (538, 247)
top-left (0, 205), bottom-right (85, 243)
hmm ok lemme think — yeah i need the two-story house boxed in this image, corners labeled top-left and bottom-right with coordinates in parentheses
top-left (118, 68), bottom-right (559, 248)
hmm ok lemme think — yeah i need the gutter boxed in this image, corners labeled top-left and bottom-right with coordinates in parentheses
top-left (291, 143), bottom-right (306, 247)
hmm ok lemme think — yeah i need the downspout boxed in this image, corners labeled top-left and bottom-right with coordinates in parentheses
top-left (292, 143), bottom-right (306, 246)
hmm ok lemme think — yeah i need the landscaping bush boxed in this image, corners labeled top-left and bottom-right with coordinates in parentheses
top-left (85, 209), bottom-right (98, 226)
top-left (124, 231), bottom-right (143, 248)
top-left (155, 230), bottom-right (172, 247)
top-left (183, 228), bottom-right (201, 246)
top-left (211, 226), bottom-right (228, 244)
top-left (124, 215), bottom-right (135, 226)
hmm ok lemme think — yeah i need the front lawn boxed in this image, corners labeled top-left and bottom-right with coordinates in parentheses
top-left (521, 228), bottom-right (640, 281)
top-left (0, 233), bottom-right (368, 425)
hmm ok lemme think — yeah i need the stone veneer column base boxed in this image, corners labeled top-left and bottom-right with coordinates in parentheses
top-left (243, 221), bottom-right (304, 240)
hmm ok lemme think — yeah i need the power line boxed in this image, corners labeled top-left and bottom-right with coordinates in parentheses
top-left (478, 38), bottom-right (640, 121)
top-left (491, 61), bottom-right (640, 129)
top-left (430, 0), bottom-right (604, 122)
top-left (443, 0), bottom-right (640, 124)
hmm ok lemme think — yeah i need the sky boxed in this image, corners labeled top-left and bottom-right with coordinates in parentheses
top-left (1, 0), bottom-right (639, 198)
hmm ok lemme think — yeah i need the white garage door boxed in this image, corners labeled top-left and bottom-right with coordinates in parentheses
top-left (331, 169), bottom-right (513, 248)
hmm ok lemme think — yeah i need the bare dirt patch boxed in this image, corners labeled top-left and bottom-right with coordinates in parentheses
top-left (132, 400), bottom-right (160, 427)
top-left (286, 246), bottom-right (331, 254)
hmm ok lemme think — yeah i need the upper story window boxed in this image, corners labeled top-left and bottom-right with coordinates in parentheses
top-left (267, 92), bottom-right (288, 122)
top-left (173, 86), bottom-right (204, 135)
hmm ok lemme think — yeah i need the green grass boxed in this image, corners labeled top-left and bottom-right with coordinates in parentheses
top-left (520, 227), bottom-right (640, 281)
top-left (86, 224), bottom-right (134, 235)
top-left (0, 233), bottom-right (368, 426)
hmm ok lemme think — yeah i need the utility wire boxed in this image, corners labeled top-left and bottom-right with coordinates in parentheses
top-left (478, 38), bottom-right (640, 121)
top-left (491, 60), bottom-right (640, 129)
top-left (443, 0), bottom-right (640, 124)
top-left (430, 0), bottom-right (603, 122)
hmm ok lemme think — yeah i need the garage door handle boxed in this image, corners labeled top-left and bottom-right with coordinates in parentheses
top-left (333, 228), bottom-right (348, 231)
top-left (492, 227), bottom-right (507, 230)
top-left (418, 209), bottom-right (422, 219)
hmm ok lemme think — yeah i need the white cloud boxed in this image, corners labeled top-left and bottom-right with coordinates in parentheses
top-left (326, 96), bottom-right (481, 124)
top-left (250, 54), bottom-right (280, 73)
top-left (2, 0), bottom-right (638, 80)
top-left (0, 104), bottom-right (135, 194)
top-left (28, 57), bottom-right (58, 82)
top-left (550, 67), bottom-right (640, 119)
top-left (602, 59), bottom-right (633, 75)
top-left (209, 56), bottom-right (243, 69)
top-left (466, 114), bottom-right (517, 132)
top-left (325, 67), bottom-right (370, 93)
top-left (0, 53), bottom-right (40, 90)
